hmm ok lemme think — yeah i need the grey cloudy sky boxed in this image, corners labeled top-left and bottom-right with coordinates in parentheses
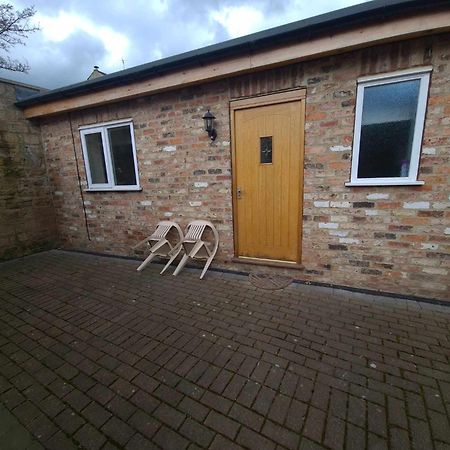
top-left (1, 0), bottom-right (370, 89)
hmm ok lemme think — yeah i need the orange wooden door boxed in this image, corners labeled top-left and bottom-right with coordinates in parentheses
top-left (232, 96), bottom-right (304, 263)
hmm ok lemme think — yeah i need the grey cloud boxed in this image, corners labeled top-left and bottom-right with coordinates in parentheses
top-left (3, 0), bottom-right (369, 88)
top-left (0, 29), bottom-right (107, 88)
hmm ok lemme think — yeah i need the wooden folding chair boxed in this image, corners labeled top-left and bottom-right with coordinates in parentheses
top-left (133, 221), bottom-right (184, 274)
top-left (173, 220), bottom-right (219, 279)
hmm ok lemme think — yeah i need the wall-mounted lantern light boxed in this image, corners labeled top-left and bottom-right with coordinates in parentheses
top-left (202, 109), bottom-right (217, 141)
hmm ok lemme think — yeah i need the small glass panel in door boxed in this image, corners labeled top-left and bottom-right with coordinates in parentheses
top-left (260, 136), bottom-right (273, 164)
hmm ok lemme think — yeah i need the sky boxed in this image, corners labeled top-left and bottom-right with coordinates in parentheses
top-left (1, 0), bottom-right (370, 90)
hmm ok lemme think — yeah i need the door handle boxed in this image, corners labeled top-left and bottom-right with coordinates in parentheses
top-left (237, 187), bottom-right (242, 199)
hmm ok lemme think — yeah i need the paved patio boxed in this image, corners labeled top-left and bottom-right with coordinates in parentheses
top-left (0, 250), bottom-right (449, 450)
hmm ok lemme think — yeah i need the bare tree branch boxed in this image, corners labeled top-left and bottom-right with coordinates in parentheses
top-left (0, 4), bottom-right (39, 72)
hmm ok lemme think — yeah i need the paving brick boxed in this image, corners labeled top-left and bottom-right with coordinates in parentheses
top-left (27, 413), bottom-right (59, 442)
top-left (153, 383), bottom-right (183, 406)
top-left (347, 395), bottom-right (366, 428)
top-left (222, 373), bottom-right (247, 401)
top-left (229, 403), bottom-right (264, 431)
top-left (1, 388), bottom-right (26, 409)
top-left (303, 406), bottom-right (326, 444)
top-left (236, 379), bottom-right (261, 407)
top-left (324, 415), bottom-right (345, 450)
top-left (64, 388), bottom-right (91, 412)
top-left (261, 419), bottom-right (300, 449)
top-left (106, 395), bottom-right (137, 421)
top-left (299, 437), bottom-right (328, 449)
top-left (101, 416), bottom-right (135, 447)
top-left (73, 423), bottom-right (106, 450)
top-left (428, 410), bottom-right (450, 443)
top-left (55, 362), bottom-right (79, 380)
top-left (153, 402), bottom-right (186, 429)
top-left (110, 377), bottom-right (137, 399)
top-left (128, 410), bottom-right (160, 439)
top-left (201, 390), bottom-right (233, 414)
top-left (45, 430), bottom-right (78, 450)
top-left (82, 401), bottom-right (112, 428)
top-left (390, 427), bottom-right (411, 450)
top-left (178, 397), bottom-right (210, 422)
top-left (210, 434), bottom-right (245, 450)
top-left (130, 389), bottom-right (160, 414)
top-left (236, 426), bottom-right (276, 450)
top-left (387, 397), bottom-right (408, 429)
top-left (295, 377), bottom-right (315, 403)
top-left (368, 402), bottom-right (387, 438)
top-left (345, 423), bottom-right (366, 450)
top-left (125, 432), bottom-right (159, 450)
top-left (177, 379), bottom-right (204, 400)
top-left (252, 385), bottom-right (277, 416)
top-left (87, 384), bottom-right (115, 406)
top-left (12, 400), bottom-right (41, 427)
top-left (205, 410), bottom-right (240, 440)
top-left (132, 372), bottom-right (159, 394)
top-left (267, 393), bottom-right (291, 424)
top-left (179, 417), bottom-right (215, 447)
top-left (38, 395), bottom-right (66, 418)
top-left (285, 398), bottom-right (308, 432)
top-left (54, 408), bottom-right (85, 435)
top-left (209, 369), bottom-right (234, 394)
top-left (92, 367), bottom-right (118, 386)
top-left (153, 425), bottom-right (189, 450)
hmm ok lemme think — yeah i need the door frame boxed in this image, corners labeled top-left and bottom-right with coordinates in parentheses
top-left (230, 88), bottom-right (306, 266)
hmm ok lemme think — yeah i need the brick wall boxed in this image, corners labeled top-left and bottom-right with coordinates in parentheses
top-left (39, 34), bottom-right (449, 300)
top-left (0, 80), bottom-right (56, 260)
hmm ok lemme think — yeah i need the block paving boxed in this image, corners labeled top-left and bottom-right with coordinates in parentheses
top-left (0, 250), bottom-right (449, 449)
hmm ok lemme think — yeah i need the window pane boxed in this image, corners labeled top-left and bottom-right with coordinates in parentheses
top-left (260, 136), bottom-right (273, 164)
top-left (358, 79), bottom-right (420, 178)
top-left (108, 126), bottom-right (137, 186)
top-left (85, 132), bottom-right (107, 184)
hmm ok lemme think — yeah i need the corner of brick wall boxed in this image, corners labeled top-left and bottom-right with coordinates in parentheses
top-left (0, 81), bottom-right (57, 260)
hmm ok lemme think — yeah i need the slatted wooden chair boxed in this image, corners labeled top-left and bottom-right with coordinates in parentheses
top-left (173, 220), bottom-right (219, 279)
top-left (133, 221), bottom-right (184, 274)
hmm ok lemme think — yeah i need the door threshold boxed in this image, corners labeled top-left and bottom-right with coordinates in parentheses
top-left (232, 256), bottom-right (304, 270)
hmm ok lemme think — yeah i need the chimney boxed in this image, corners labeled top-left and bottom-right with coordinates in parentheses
top-left (87, 65), bottom-right (106, 80)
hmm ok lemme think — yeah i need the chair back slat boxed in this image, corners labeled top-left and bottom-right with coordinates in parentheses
top-left (185, 224), bottom-right (206, 241)
top-left (151, 224), bottom-right (171, 239)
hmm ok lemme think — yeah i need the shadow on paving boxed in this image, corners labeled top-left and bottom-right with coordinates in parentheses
top-left (0, 250), bottom-right (449, 449)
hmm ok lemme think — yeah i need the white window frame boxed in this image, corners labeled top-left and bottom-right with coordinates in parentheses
top-left (346, 67), bottom-right (432, 187)
top-left (80, 119), bottom-right (141, 191)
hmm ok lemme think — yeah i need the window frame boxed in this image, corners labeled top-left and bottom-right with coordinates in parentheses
top-left (79, 119), bottom-right (141, 191)
top-left (346, 67), bottom-right (432, 187)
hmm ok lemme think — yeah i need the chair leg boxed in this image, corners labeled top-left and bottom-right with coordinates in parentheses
top-left (200, 255), bottom-right (214, 280)
top-left (173, 254), bottom-right (189, 276)
top-left (160, 247), bottom-right (182, 275)
top-left (137, 252), bottom-right (157, 272)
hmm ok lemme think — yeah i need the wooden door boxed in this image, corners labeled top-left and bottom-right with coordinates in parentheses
top-left (231, 91), bottom-right (305, 263)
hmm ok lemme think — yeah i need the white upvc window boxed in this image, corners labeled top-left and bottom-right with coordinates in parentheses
top-left (346, 67), bottom-right (432, 187)
top-left (80, 119), bottom-right (140, 191)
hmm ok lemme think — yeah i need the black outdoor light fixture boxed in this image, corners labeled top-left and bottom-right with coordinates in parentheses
top-left (202, 109), bottom-right (217, 141)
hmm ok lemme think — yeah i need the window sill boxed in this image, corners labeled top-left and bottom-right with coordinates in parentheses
top-left (345, 180), bottom-right (424, 187)
top-left (85, 187), bottom-right (142, 193)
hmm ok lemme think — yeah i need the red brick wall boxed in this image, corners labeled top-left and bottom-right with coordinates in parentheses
top-left (40, 34), bottom-right (450, 300)
top-left (0, 80), bottom-right (56, 260)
